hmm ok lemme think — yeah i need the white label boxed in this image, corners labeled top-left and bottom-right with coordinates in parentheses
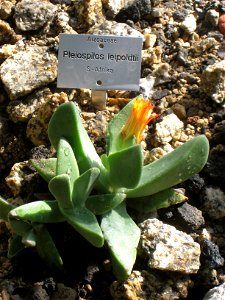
top-left (57, 34), bottom-right (143, 91)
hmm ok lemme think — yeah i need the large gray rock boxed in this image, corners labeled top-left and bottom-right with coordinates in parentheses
top-left (139, 218), bottom-right (201, 273)
top-left (14, 0), bottom-right (57, 31)
top-left (0, 45), bottom-right (57, 100)
top-left (7, 88), bottom-right (52, 122)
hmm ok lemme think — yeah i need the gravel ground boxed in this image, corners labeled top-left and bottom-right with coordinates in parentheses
top-left (0, 0), bottom-right (225, 299)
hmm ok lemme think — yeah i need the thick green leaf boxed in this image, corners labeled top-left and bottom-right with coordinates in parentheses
top-left (86, 193), bottom-right (126, 215)
top-left (9, 201), bottom-right (64, 223)
top-left (0, 196), bottom-right (15, 221)
top-left (127, 188), bottom-right (187, 212)
top-left (34, 224), bottom-right (63, 271)
top-left (49, 174), bottom-right (72, 209)
top-left (49, 168), bottom-right (103, 247)
top-left (101, 202), bottom-right (140, 280)
top-left (107, 99), bottom-right (140, 154)
top-left (22, 228), bottom-right (36, 247)
top-left (72, 168), bottom-right (100, 207)
top-left (126, 135), bottom-right (209, 198)
top-left (108, 144), bottom-right (143, 189)
top-left (100, 153), bottom-right (109, 170)
top-left (48, 102), bottom-right (109, 192)
top-left (48, 102), bottom-right (103, 172)
top-left (31, 158), bottom-right (57, 183)
top-left (9, 218), bottom-right (32, 237)
top-left (57, 138), bottom-right (79, 189)
top-left (61, 207), bottom-right (104, 248)
top-left (8, 235), bottom-right (25, 258)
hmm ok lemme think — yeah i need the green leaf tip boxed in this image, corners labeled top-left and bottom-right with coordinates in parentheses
top-left (108, 144), bottom-right (143, 189)
top-left (62, 207), bottom-right (104, 248)
top-left (107, 100), bottom-right (134, 155)
top-left (101, 202), bottom-right (140, 280)
top-left (128, 188), bottom-right (187, 212)
top-left (49, 174), bottom-right (72, 209)
top-left (56, 137), bottom-right (79, 189)
top-left (86, 193), bottom-right (126, 215)
top-left (48, 102), bottom-right (103, 174)
top-left (0, 196), bottom-right (15, 221)
top-left (126, 135), bottom-right (209, 198)
top-left (31, 158), bottom-right (56, 183)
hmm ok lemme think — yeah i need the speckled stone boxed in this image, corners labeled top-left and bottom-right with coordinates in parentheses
top-left (203, 282), bottom-right (225, 300)
top-left (152, 62), bottom-right (171, 85)
top-left (200, 60), bottom-right (225, 104)
top-left (110, 270), bottom-right (193, 300)
top-left (143, 32), bottom-right (157, 49)
top-left (26, 92), bottom-right (68, 146)
top-left (74, 0), bottom-right (104, 30)
top-left (142, 46), bottom-right (162, 65)
top-left (0, 19), bottom-right (19, 45)
top-left (180, 14), bottom-right (197, 34)
top-left (0, 45), bottom-right (57, 100)
top-left (201, 186), bottom-right (225, 219)
top-left (14, 0), bottom-right (57, 31)
top-left (7, 88), bottom-right (52, 122)
top-left (205, 10), bottom-right (220, 28)
top-left (139, 218), bottom-right (201, 273)
top-left (0, 43), bottom-right (19, 60)
top-left (102, 0), bottom-right (126, 17)
top-left (0, 0), bottom-right (15, 19)
top-left (5, 161), bottom-right (29, 196)
top-left (81, 110), bottom-right (110, 155)
top-left (144, 147), bottom-right (168, 164)
top-left (152, 112), bottom-right (184, 146)
top-left (139, 75), bottom-right (155, 99)
top-left (88, 20), bottom-right (143, 38)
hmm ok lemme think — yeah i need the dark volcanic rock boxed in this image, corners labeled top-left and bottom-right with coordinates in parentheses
top-left (173, 9), bottom-right (188, 22)
top-left (212, 120), bottom-right (225, 144)
top-left (184, 174), bottom-right (205, 195)
top-left (203, 155), bottom-right (225, 183)
top-left (115, 0), bottom-right (151, 22)
top-left (201, 240), bottom-right (224, 269)
top-left (175, 202), bottom-right (205, 232)
top-left (159, 202), bottom-right (205, 233)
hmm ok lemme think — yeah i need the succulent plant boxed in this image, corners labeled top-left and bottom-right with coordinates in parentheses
top-left (0, 97), bottom-right (209, 280)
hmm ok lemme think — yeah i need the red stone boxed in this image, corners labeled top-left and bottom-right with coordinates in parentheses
top-left (218, 14), bottom-right (225, 35)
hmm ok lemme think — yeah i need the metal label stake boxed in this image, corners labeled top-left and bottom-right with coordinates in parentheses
top-left (91, 90), bottom-right (107, 110)
top-left (57, 33), bottom-right (143, 109)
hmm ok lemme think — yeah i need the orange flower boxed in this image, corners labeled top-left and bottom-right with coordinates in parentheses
top-left (121, 98), bottom-right (159, 143)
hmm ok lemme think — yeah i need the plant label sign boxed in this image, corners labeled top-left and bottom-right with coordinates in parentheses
top-left (57, 34), bottom-right (143, 91)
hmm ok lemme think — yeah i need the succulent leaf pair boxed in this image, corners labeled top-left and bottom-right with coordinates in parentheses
top-left (0, 98), bottom-right (209, 280)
